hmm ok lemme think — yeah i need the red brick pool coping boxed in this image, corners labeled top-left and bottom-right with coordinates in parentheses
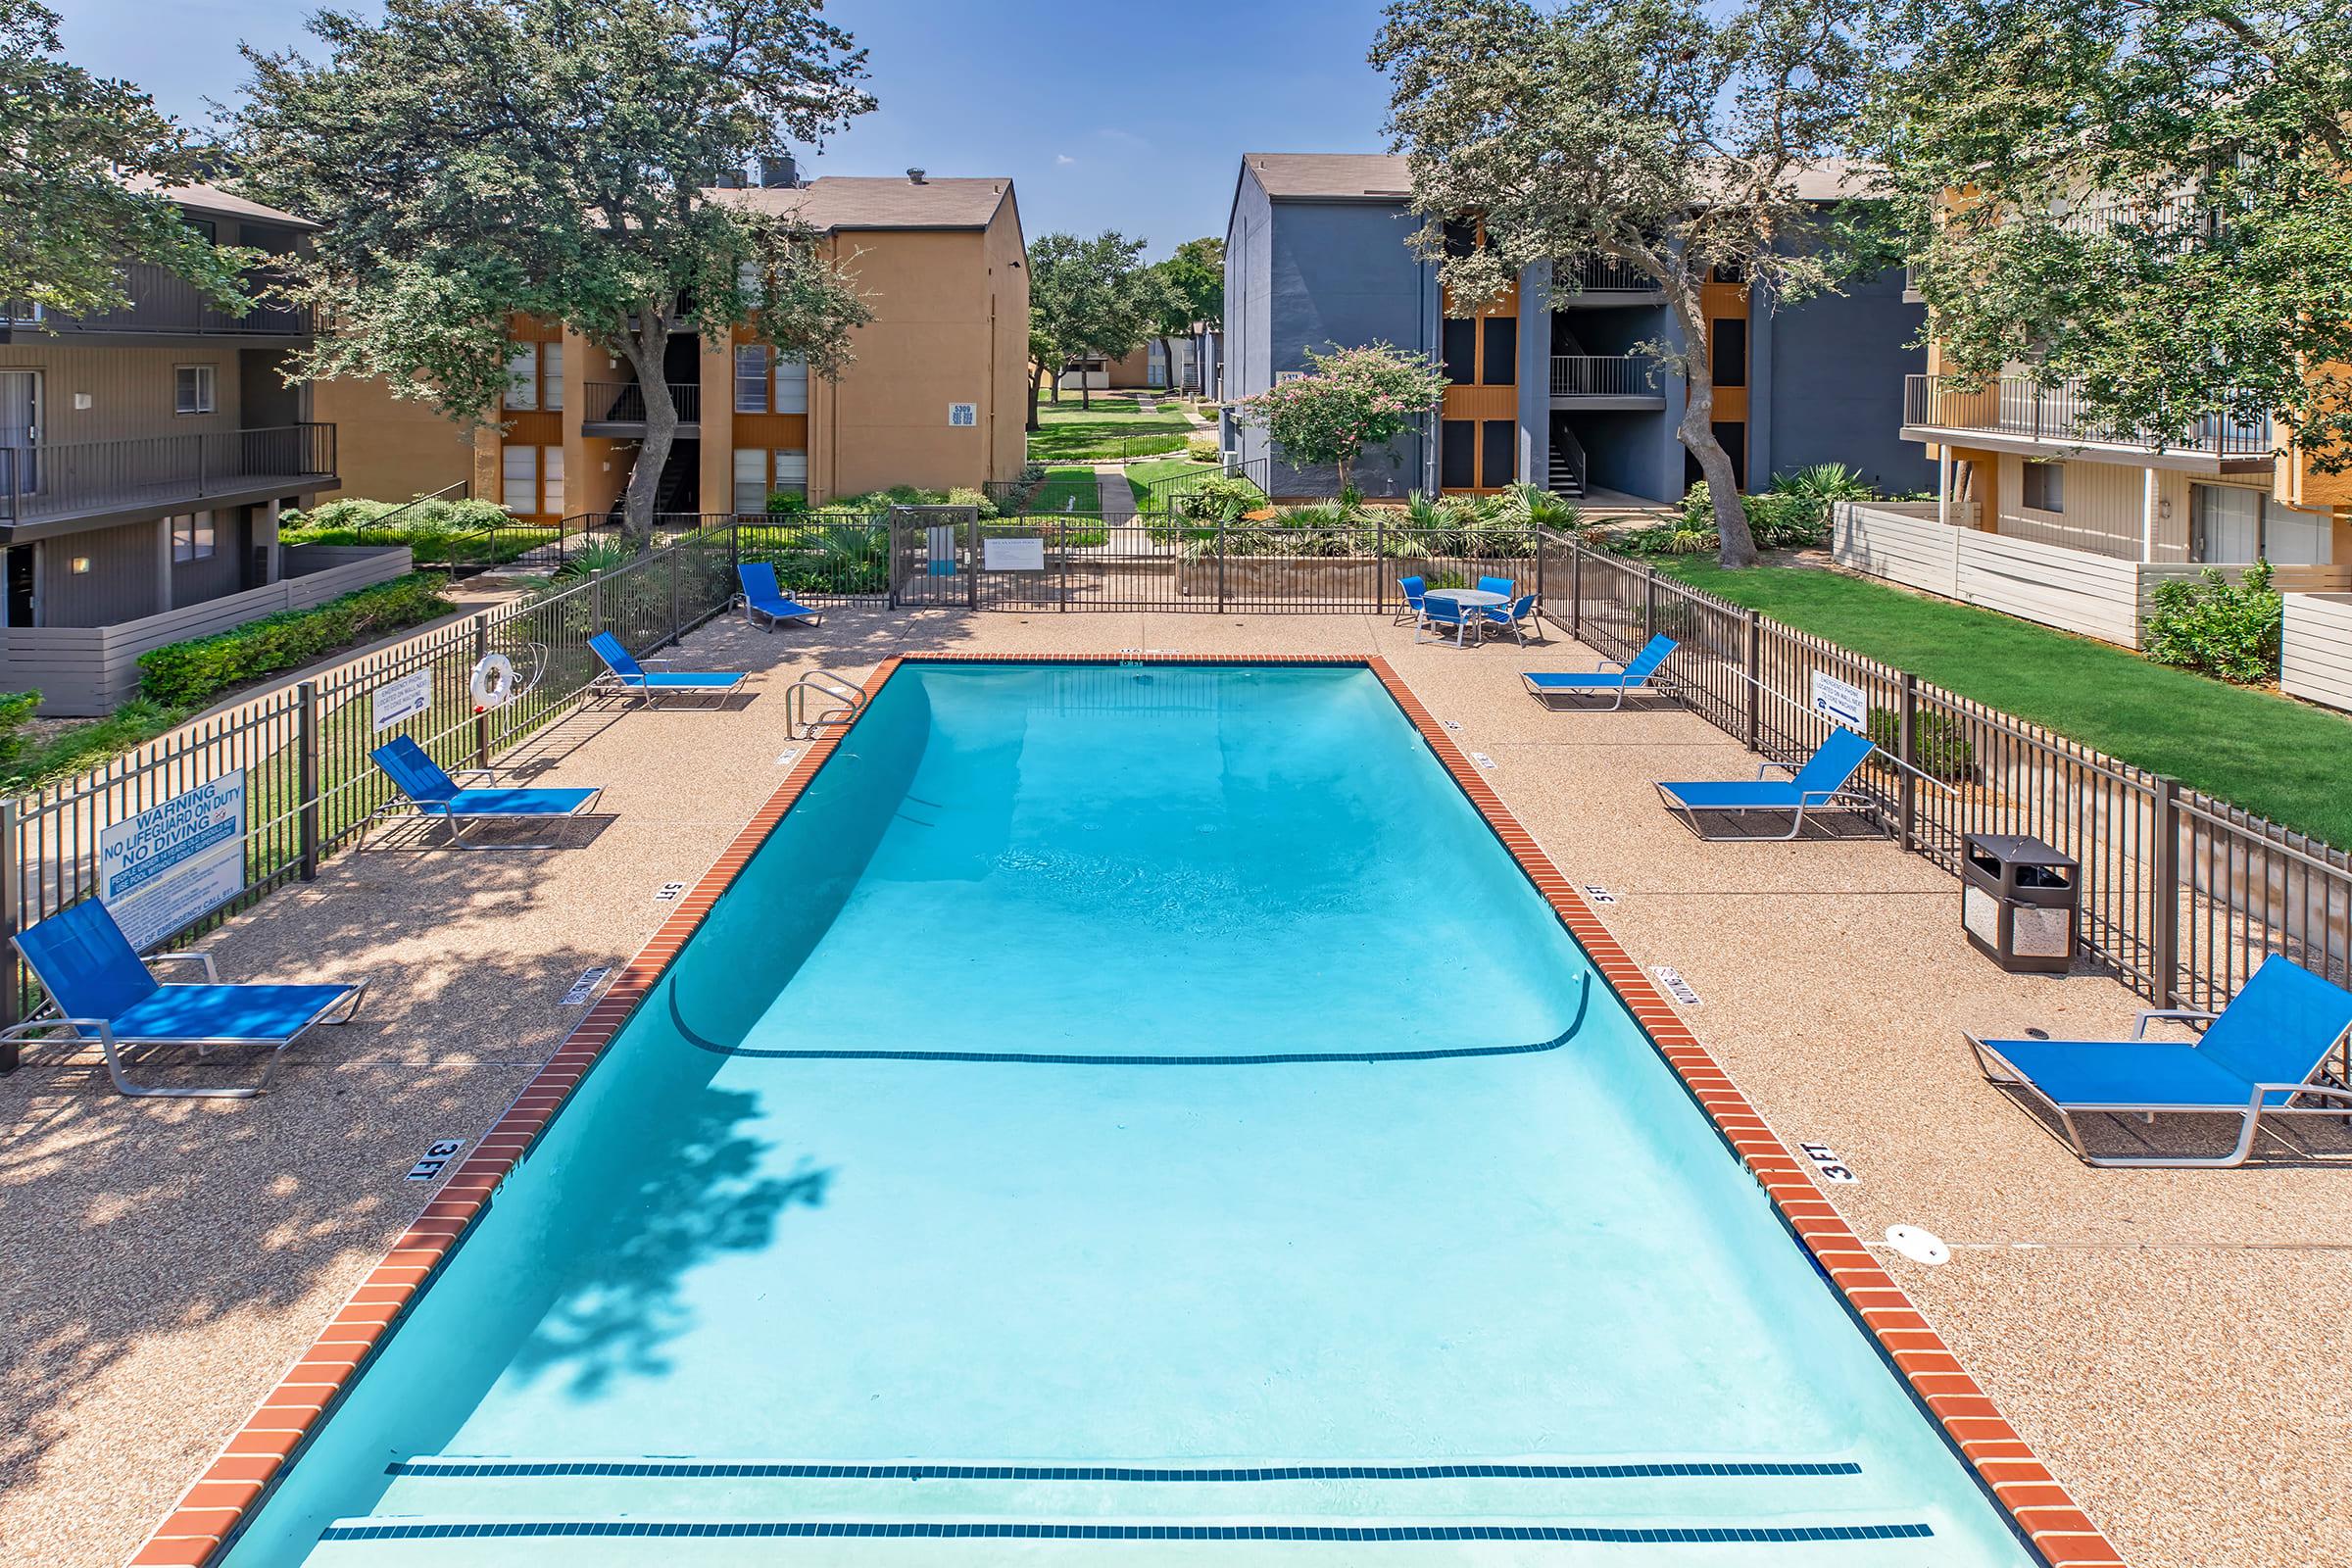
top-left (129, 652), bottom-right (2124, 1567)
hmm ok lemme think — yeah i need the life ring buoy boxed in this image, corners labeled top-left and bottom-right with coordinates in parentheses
top-left (470, 653), bottom-right (518, 713)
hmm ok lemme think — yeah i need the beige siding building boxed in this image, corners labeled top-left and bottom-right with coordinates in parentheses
top-left (327, 171), bottom-right (1029, 519)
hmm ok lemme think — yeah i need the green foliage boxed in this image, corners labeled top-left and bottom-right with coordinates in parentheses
top-left (743, 522), bottom-right (887, 594)
top-left (1185, 431), bottom-right (1220, 461)
top-left (1680, 482), bottom-right (1833, 550)
top-left (824, 483), bottom-right (1001, 518)
top-left (1151, 237), bottom-right (1225, 334)
top-left (136, 574), bottom-right (457, 708)
top-left (234, 0), bottom-right (877, 542)
top-left (0, 688), bottom-right (37, 768)
top-left (1618, 523), bottom-right (1722, 557)
top-left (0, 0), bottom-right (255, 318)
top-left (1865, 706), bottom-right (1977, 782)
top-left (1771, 463), bottom-right (1876, 509)
top-left (765, 490), bottom-right (810, 514)
top-left (2143, 563), bottom-right (2283, 684)
top-left (281, 496), bottom-right (512, 533)
top-left (1176, 474), bottom-right (1266, 522)
top-left (553, 540), bottom-right (637, 580)
top-left (1860, 0), bottom-right (2352, 467)
top-left (1234, 341), bottom-right (1448, 492)
top-left (1028, 230), bottom-right (1178, 397)
top-left (0, 699), bottom-right (188, 792)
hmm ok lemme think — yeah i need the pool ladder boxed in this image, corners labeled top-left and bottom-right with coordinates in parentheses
top-left (786, 669), bottom-right (867, 739)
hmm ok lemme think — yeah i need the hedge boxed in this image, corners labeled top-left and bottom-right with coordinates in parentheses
top-left (137, 573), bottom-right (457, 708)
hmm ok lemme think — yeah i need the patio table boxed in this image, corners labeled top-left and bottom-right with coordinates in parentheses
top-left (1423, 587), bottom-right (1507, 645)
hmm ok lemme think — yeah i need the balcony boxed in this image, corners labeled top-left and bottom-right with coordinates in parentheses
top-left (0, 263), bottom-right (311, 341)
top-left (1549, 355), bottom-right (1665, 407)
top-left (580, 380), bottom-right (702, 435)
top-left (1550, 257), bottom-right (1663, 304)
top-left (0, 423), bottom-right (337, 536)
top-left (1900, 374), bottom-right (2274, 472)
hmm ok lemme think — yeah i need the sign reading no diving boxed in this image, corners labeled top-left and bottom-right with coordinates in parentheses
top-left (97, 770), bottom-right (248, 951)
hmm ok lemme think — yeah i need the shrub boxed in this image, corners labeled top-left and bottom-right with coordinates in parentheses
top-left (0, 699), bottom-right (186, 792)
top-left (2143, 562), bottom-right (2283, 684)
top-left (1616, 523), bottom-right (1719, 557)
top-left (137, 574), bottom-right (456, 708)
top-left (1176, 475), bottom-right (1264, 522)
top-left (1185, 431), bottom-right (1219, 461)
top-left (1681, 482), bottom-right (1833, 550)
top-left (280, 496), bottom-right (511, 534)
top-left (0, 689), bottom-right (38, 768)
top-left (1865, 706), bottom-right (1977, 782)
top-left (765, 491), bottom-right (810, 514)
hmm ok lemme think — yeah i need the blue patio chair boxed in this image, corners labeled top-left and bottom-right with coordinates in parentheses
top-left (2, 899), bottom-right (367, 1098)
top-left (1523, 634), bottom-right (1678, 710)
top-left (1481, 592), bottom-right (1543, 646)
top-left (367, 735), bottom-right (602, 850)
top-left (1396, 575), bottom-right (1428, 625)
top-left (1476, 574), bottom-right (1516, 599)
top-left (1653, 725), bottom-right (1878, 841)
top-left (588, 631), bottom-right (748, 709)
top-left (1967, 955), bottom-right (2352, 1167)
top-left (1414, 592), bottom-right (1474, 647)
top-left (737, 564), bottom-right (825, 631)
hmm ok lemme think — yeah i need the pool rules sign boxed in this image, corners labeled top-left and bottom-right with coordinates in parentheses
top-left (96, 770), bottom-right (248, 950)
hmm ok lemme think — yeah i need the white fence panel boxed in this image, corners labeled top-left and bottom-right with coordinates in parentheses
top-left (2283, 593), bottom-right (2352, 713)
top-left (1832, 503), bottom-right (1961, 598)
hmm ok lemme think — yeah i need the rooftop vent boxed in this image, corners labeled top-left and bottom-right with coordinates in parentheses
top-left (906, 168), bottom-right (927, 184)
top-left (758, 154), bottom-right (801, 189)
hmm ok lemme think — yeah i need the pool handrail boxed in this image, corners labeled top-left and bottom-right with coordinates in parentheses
top-left (1966, 954), bottom-right (2352, 1166)
top-left (2, 899), bottom-right (367, 1098)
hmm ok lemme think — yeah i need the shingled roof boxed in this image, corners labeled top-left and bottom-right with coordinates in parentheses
top-left (1240, 152), bottom-right (1881, 205)
top-left (717, 175), bottom-right (1014, 231)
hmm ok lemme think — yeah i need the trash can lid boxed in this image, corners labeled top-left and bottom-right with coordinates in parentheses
top-left (1962, 831), bottom-right (2079, 868)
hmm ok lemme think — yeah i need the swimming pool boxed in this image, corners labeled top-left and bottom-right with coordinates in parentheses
top-left (208, 660), bottom-right (2044, 1565)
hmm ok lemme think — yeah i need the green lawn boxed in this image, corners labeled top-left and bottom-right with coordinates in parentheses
top-left (1657, 559), bottom-right (2352, 847)
top-left (1025, 465), bottom-right (1103, 516)
top-left (1029, 395), bottom-right (1195, 463)
top-left (1124, 457), bottom-right (1220, 509)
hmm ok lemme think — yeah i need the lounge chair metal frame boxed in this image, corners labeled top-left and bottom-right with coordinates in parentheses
top-left (364, 766), bottom-right (605, 850)
top-left (737, 563), bottom-right (825, 631)
top-left (587, 631), bottom-right (747, 710)
top-left (1522, 636), bottom-right (1679, 710)
top-left (1965, 1009), bottom-right (2352, 1168)
top-left (1, 938), bottom-right (368, 1099)
top-left (1652, 761), bottom-right (1880, 842)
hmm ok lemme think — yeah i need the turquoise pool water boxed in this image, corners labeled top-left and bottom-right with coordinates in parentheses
top-left (220, 662), bottom-right (2034, 1565)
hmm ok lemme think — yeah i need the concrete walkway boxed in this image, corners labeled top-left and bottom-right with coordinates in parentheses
top-left (1093, 462), bottom-right (1139, 524)
top-left (3, 608), bottom-right (2346, 1568)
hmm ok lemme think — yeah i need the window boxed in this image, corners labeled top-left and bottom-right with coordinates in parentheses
top-left (542, 446), bottom-right (564, 515)
top-left (2193, 483), bottom-right (2333, 564)
top-left (171, 512), bottom-right (217, 563)
top-left (541, 343), bottom-right (564, 412)
top-left (504, 344), bottom-right (538, 411)
top-left (503, 444), bottom-right (539, 513)
top-left (2022, 460), bottom-right (2065, 514)
top-left (773, 355), bottom-right (808, 415)
top-left (733, 448), bottom-right (808, 512)
top-left (1441, 318), bottom-right (1478, 385)
top-left (1713, 421), bottom-right (1746, 490)
top-left (1711, 318), bottom-right (1747, 388)
top-left (2265, 499), bottom-right (2332, 565)
top-left (173, 364), bottom-right (216, 416)
top-left (1440, 419), bottom-right (1476, 489)
top-left (735, 345), bottom-right (769, 413)
top-left (1481, 419), bottom-right (1514, 488)
top-left (1443, 219), bottom-right (1480, 259)
top-left (1482, 317), bottom-right (1517, 387)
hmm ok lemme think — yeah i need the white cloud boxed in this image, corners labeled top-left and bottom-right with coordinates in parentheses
top-left (1054, 154), bottom-right (1077, 167)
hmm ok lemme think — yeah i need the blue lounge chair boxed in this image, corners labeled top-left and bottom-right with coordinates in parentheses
top-left (1481, 592), bottom-right (1543, 647)
top-left (367, 735), bottom-right (601, 850)
top-left (737, 564), bottom-right (824, 631)
top-left (1968, 955), bottom-right (2352, 1167)
top-left (2, 900), bottom-right (366, 1098)
top-left (1476, 575), bottom-right (1516, 599)
top-left (1396, 575), bottom-right (1428, 625)
top-left (1414, 592), bottom-right (1474, 646)
top-left (588, 631), bottom-right (748, 708)
top-left (1523, 634), bottom-right (1679, 710)
top-left (1654, 726), bottom-right (1878, 840)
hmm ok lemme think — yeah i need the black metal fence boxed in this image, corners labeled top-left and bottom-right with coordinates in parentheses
top-left (1547, 534), bottom-right (2352, 1009)
top-left (1136, 457), bottom-right (1267, 514)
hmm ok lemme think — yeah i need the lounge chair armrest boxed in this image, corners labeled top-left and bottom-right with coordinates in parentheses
top-left (447, 767), bottom-right (497, 785)
top-left (2262, 1081), bottom-right (2352, 1102)
top-left (2130, 1007), bottom-right (2218, 1040)
top-left (0, 1013), bottom-right (115, 1042)
top-left (1754, 760), bottom-right (1795, 780)
top-left (144, 950), bottom-right (220, 982)
top-left (640, 657), bottom-right (679, 669)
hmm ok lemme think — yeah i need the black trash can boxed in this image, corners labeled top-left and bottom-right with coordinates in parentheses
top-left (1961, 833), bottom-right (2080, 974)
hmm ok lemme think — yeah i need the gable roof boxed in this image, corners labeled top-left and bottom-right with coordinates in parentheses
top-left (134, 179), bottom-right (317, 231)
top-left (717, 175), bottom-right (1013, 232)
top-left (1242, 153), bottom-right (1414, 202)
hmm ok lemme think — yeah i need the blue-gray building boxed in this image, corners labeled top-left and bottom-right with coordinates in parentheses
top-left (1222, 153), bottom-right (1932, 504)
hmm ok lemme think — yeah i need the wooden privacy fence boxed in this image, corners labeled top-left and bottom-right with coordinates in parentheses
top-left (1544, 531), bottom-right (2352, 1010)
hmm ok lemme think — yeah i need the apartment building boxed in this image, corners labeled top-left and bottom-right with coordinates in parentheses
top-left (326, 167), bottom-right (1028, 519)
top-left (0, 184), bottom-right (338, 637)
top-left (1221, 153), bottom-right (1930, 502)
top-left (1898, 200), bottom-right (2350, 569)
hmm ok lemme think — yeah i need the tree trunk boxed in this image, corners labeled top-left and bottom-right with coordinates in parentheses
top-left (1025, 371), bottom-right (1042, 434)
top-left (618, 318), bottom-right (672, 552)
top-left (1080, 369), bottom-right (1091, 411)
top-left (1666, 281), bottom-right (1757, 568)
top-left (1050, 368), bottom-right (1061, 404)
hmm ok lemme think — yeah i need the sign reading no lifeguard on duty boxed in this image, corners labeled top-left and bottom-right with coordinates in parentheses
top-left (97, 770), bottom-right (249, 951)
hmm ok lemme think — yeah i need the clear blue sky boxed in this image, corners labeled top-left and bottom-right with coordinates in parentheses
top-left (51, 0), bottom-right (1399, 259)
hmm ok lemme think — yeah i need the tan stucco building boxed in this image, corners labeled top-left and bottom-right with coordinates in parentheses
top-left (320, 171), bottom-right (1029, 518)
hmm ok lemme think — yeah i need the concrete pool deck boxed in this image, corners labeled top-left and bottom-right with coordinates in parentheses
top-left (2, 607), bottom-right (2345, 1567)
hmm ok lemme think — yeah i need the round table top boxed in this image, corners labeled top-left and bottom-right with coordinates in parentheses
top-left (1425, 588), bottom-right (1508, 609)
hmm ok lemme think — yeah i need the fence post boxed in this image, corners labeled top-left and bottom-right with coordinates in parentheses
top-left (1743, 608), bottom-right (1761, 753)
top-left (887, 512), bottom-right (901, 610)
top-left (0, 799), bottom-right (18, 1067)
top-left (590, 570), bottom-right (605, 635)
top-left (1216, 514), bottom-right (1227, 614)
top-left (298, 680), bottom-right (321, 881)
top-left (1642, 564), bottom-right (1657, 638)
top-left (1570, 546), bottom-right (1583, 639)
top-left (1375, 514), bottom-right (1386, 616)
top-left (472, 612), bottom-right (492, 767)
top-left (668, 546), bottom-right (683, 647)
top-left (1897, 671), bottom-right (1919, 853)
top-left (2150, 776), bottom-right (2181, 1005)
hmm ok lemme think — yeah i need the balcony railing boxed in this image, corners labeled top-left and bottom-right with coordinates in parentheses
top-left (1903, 374), bottom-right (2273, 459)
top-left (584, 380), bottom-right (702, 424)
top-left (1550, 354), bottom-right (1662, 398)
top-left (0, 263), bottom-right (311, 338)
top-left (0, 423), bottom-right (337, 526)
top-left (1552, 257), bottom-right (1662, 296)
